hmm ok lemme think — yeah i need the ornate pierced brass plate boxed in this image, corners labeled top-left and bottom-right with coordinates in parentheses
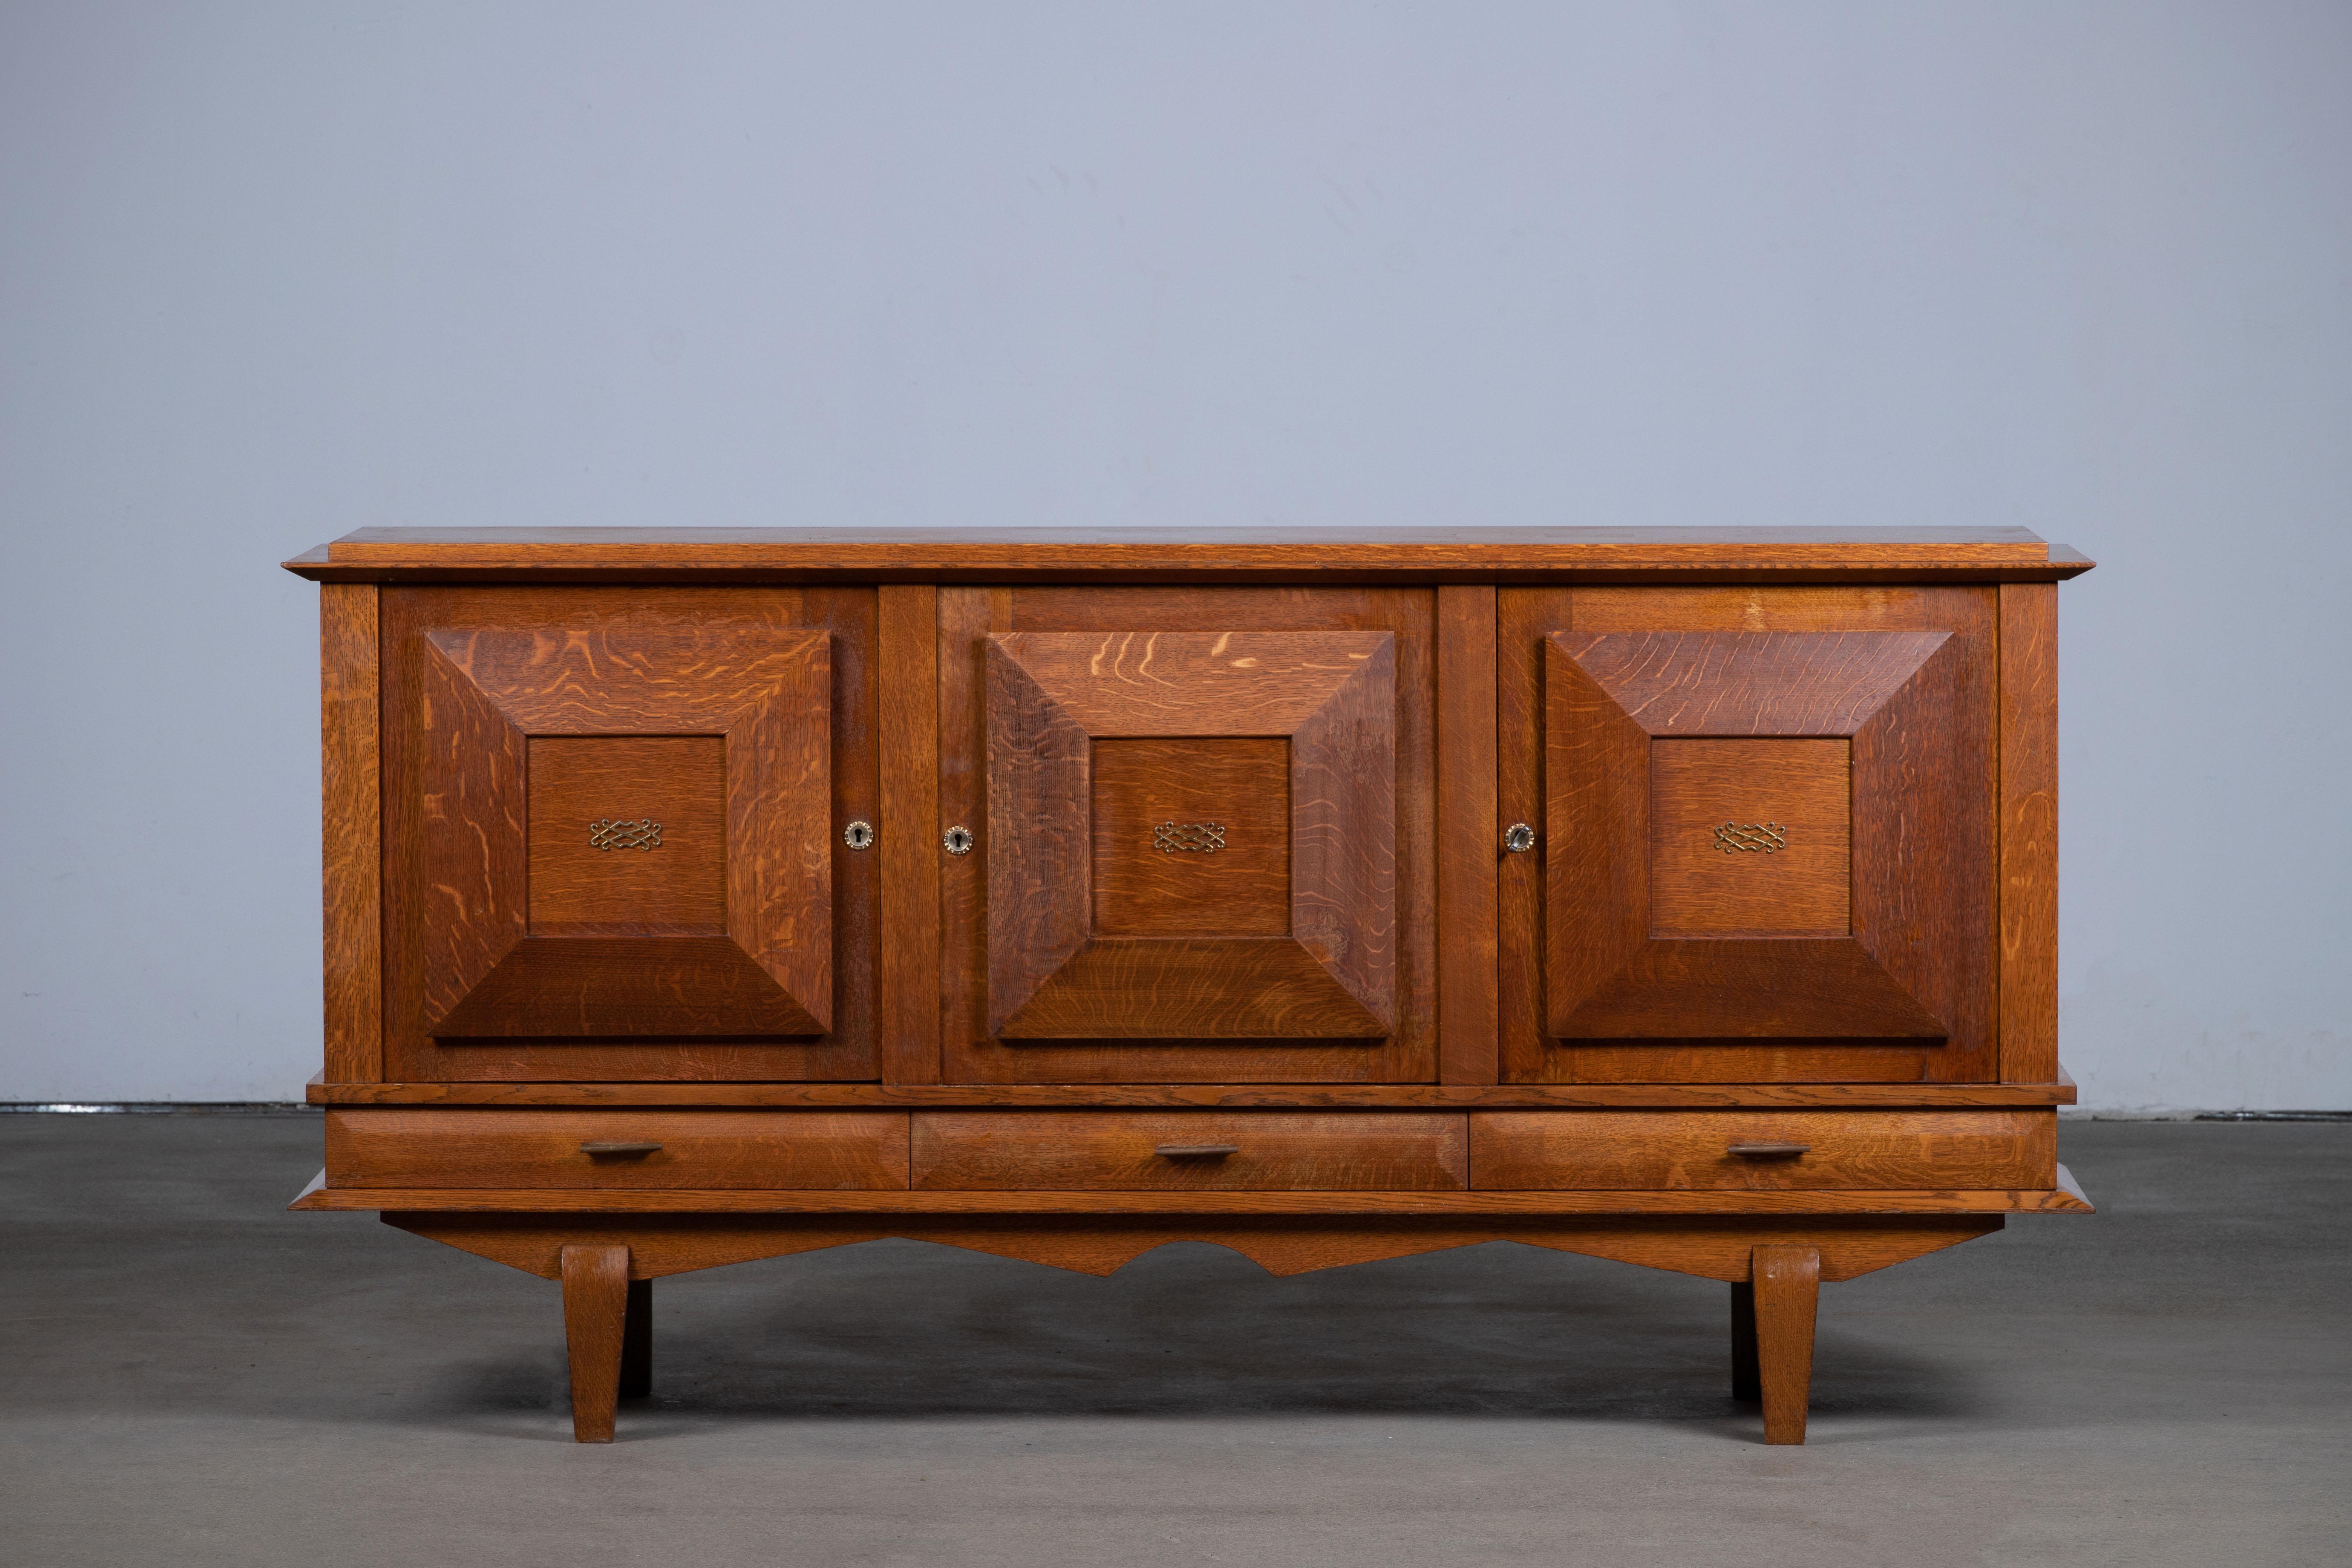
top-left (1713, 821), bottom-right (1787, 854)
top-left (1153, 821), bottom-right (1227, 854)
top-left (588, 817), bottom-right (663, 852)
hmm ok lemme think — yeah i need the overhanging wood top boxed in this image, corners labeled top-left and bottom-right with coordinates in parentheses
top-left (284, 527), bottom-right (2095, 584)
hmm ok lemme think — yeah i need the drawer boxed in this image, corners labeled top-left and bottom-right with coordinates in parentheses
top-left (911, 1112), bottom-right (1469, 1191)
top-left (1470, 1110), bottom-right (2053, 1190)
top-left (324, 1109), bottom-right (910, 1190)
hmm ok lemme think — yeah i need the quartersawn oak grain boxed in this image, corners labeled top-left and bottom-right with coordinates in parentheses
top-left (911, 1112), bottom-right (1469, 1192)
top-left (878, 583), bottom-right (942, 1085)
top-left (1469, 1109), bottom-right (2053, 1191)
top-left (2000, 582), bottom-right (2060, 1084)
top-left (1436, 585), bottom-right (1500, 1084)
top-left (320, 583), bottom-right (382, 1083)
top-left (377, 586), bottom-right (879, 1083)
top-left (325, 1108), bottom-right (910, 1190)
top-left (984, 629), bottom-right (1396, 1040)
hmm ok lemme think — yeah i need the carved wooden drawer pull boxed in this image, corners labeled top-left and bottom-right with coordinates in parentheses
top-left (1726, 1142), bottom-right (1811, 1159)
top-left (1154, 1144), bottom-right (1241, 1159)
top-left (579, 1141), bottom-right (664, 1157)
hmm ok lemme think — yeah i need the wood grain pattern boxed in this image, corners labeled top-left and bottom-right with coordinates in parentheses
top-left (380, 587), bottom-right (879, 1081)
top-left (1090, 738), bottom-right (1290, 937)
top-left (1752, 1244), bottom-right (1820, 1444)
top-left (1495, 591), bottom-right (1553, 1096)
top-left (388, 1212), bottom-right (2000, 1284)
top-left (300, 1184), bottom-right (2090, 1216)
top-left (320, 583), bottom-right (382, 1083)
top-left (878, 583), bottom-right (942, 1084)
top-left (1648, 739), bottom-right (1850, 937)
top-left (525, 737), bottom-right (725, 933)
top-left (308, 1080), bottom-right (2081, 1108)
top-left (943, 587), bottom-right (1434, 1083)
top-left (2000, 582), bottom-right (2060, 1084)
top-left (1470, 1109), bottom-right (2053, 1190)
top-left (1521, 586), bottom-right (1998, 1084)
top-left (560, 1243), bottom-right (629, 1441)
top-left (911, 1112), bottom-right (1469, 1191)
top-left (286, 525), bottom-right (2093, 585)
top-left (996, 938), bottom-right (1387, 1038)
top-left (325, 1109), bottom-right (911, 1189)
top-left (420, 622), bottom-right (832, 1035)
top-left (1436, 585), bottom-right (1500, 1084)
top-left (1562, 629), bottom-right (1952, 735)
top-left (985, 629), bottom-right (1395, 1039)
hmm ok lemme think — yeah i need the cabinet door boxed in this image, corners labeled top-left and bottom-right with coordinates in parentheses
top-left (381, 587), bottom-right (877, 1081)
top-left (940, 587), bottom-right (1436, 1083)
top-left (1500, 587), bottom-right (1996, 1083)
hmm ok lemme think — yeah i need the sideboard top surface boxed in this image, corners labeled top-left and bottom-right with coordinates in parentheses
top-left (285, 526), bottom-right (2093, 584)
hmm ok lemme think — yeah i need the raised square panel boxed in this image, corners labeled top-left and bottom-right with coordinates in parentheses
top-left (527, 737), bottom-right (727, 935)
top-left (1090, 737), bottom-right (1290, 938)
top-left (1649, 738), bottom-right (1850, 939)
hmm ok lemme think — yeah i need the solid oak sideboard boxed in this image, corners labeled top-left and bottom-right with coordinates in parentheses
top-left (284, 527), bottom-right (2094, 1444)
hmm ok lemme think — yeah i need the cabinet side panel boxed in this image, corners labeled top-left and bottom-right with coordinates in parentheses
top-left (1437, 586), bottom-right (1500, 1083)
top-left (1999, 583), bottom-right (2060, 1083)
top-left (322, 583), bottom-right (383, 1083)
top-left (879, 585), bottom-right (942, 1084)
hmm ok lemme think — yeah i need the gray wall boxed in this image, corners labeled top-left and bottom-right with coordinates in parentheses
top-left (3, 2), bottom-right (2345, 1109)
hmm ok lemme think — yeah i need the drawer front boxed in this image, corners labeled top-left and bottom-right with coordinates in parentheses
top-left (325, 1109), bottom-right (910, 1190)
top-left (1470, 1110), bottom-right (2052, 1190)
top-left (912, 1112), bottom-right (1469, 1191)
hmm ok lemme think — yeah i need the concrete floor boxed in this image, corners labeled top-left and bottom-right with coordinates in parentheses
top-left (0, 1120), bottom-right (2344, 1568)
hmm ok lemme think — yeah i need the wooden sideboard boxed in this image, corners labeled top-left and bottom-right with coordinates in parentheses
top-left (285, 527), bottom-right (2095, 1444)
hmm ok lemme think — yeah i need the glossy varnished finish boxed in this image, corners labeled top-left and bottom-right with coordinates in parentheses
top-left (288, 528), bottom-right (2090, 1446)
top-left (910, 1112), bottom-right (1470, 1191)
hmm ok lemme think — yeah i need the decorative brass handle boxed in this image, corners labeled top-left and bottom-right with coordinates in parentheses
top-left (580, 1142), bottom-right (663, 1157)
top-left (1154, 1144), bottom-right (1240, 1159)
top-left (1727, 1142), bottom-right (1810, 1159)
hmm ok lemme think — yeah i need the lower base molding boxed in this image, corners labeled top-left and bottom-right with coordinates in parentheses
top-left (385, 1208), bottom-right (2003, 1284)
top-left (309, 1176), bottom-right (2092, 1447)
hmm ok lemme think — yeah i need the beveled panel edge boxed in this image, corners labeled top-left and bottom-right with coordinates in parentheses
top-left (305, 1081), bottom-right (2079, 1108)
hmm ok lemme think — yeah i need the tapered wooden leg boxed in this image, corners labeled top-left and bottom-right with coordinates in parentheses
top-left (1751, 1244), bottom-right (1821, 1445)
top-left (560, 1244), bottom-right (631, 1443)
top-left (620, 1278), bottom-right (652, 1400)
top-left (1730, 1280), bottom-right (1760, 1401)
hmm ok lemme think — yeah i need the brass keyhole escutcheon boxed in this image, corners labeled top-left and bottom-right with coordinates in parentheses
top-left (942, 824), bottom-right (974, 856)
top-left (1503, 822), bottom-right (1536, 854)
top-left (842, 819), bottom-right (875, 851)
